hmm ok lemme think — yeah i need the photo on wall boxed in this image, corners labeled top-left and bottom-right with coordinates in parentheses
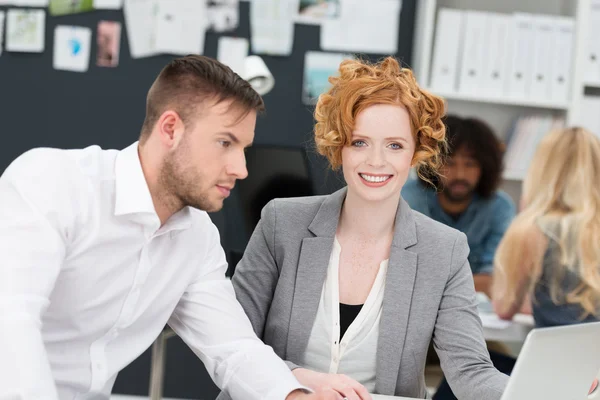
top-left (96, 20), bottom-right (121, 67)
top-left (295, 0), bottom-right (340, 24)
top-left (207, 0), bottom-right (239, 32)
top-left (302, 51), bottom-right (354, 105)
top-left (49, 0), bottom-right (94, 16)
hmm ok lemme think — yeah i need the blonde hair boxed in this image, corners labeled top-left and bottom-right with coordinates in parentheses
top-left (494, 127), bottom-right (600, 317)
top-left (313, 57), bottom-right (447, 181)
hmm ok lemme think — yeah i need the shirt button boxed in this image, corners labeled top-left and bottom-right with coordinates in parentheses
top-left (96, 363), bottom-right (103, 370)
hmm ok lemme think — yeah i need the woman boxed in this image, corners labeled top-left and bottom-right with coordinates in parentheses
top-left (492, 127), bottom-right (600, 328)
top-left (222, 57), bottom-right (508, 400)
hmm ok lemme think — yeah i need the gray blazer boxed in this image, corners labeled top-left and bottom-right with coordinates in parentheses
top-left (219, 188), bottom-right (508, 400)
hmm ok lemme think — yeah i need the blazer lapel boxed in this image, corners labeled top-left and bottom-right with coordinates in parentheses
top-left (375, 198), bottom-right (419, 395)
top-left (286, 188), bottom-right (347, 363)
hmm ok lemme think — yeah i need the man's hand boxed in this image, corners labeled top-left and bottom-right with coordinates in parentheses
top-left (290, 368), bottom-right (372, 400)
top-left (590, 378), bottom-right (598, 395)
top-left (286, 388), bottom-right (346, 400)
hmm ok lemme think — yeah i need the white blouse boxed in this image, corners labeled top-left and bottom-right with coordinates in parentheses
top-left (302, 237), bottom-right (388, 392)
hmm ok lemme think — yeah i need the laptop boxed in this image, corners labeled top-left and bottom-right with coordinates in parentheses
top-left (499, 321), bottom-right (600, 400)
top-left (372, 321), bottom-right (600, 400)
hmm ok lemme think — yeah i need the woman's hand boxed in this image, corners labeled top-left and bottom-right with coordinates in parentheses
top-left (292, 368), bottom-right (372, 400)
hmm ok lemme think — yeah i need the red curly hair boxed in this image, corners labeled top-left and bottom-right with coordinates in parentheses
top-left (314, 56), bottom-right (447, 181)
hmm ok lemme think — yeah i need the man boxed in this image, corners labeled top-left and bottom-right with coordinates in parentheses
top-left (0, 55), bottom-right (348, 400)
top-left (402, 115), bottom-right (516, 296)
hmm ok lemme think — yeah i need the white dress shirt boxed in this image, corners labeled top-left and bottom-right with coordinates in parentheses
top-left (303, 238), bottom-right (387, 392)
top-left (0, 142), bottom-right (305, 400)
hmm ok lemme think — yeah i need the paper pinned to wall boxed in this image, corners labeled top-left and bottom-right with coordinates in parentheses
top-left (53, 25), bottom-right (92, 72)
top-left (217, 36), bottom-right (248, 76)
top-left (13, 0), bottom-right (50, 6)
top-left (250, 0), bottom-right (298, 56)
top-left (97, 20), bottom-right (121, 67)
top-left (295, 0), bottom-right (340, 25)
top-left (302, 51), bottom-right (353, 105)
top-left (49, 0), bottom-right (94, 16)
top-left (154, 0), bottom-right (208, 55)
top-left (5, 8), bottom-right (46, 53)
top-left (207, 0), bottom-right (239, 32)
top-left (321, 0), bottom-right (402, 54)
top-left (0, 11), bottom-right (5, 56)
top-left (93, 0), bottom-right (123, 9)
top-left (124, 0), bottom-right (159, 59)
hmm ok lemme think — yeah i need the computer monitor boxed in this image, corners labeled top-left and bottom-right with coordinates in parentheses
top-left (234, 144), bottom-right (314, 256)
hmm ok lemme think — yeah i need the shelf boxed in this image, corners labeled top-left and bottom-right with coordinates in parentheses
top-left (427, 89), bottom-right (570, 110)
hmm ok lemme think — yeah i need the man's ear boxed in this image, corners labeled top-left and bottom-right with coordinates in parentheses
top-left (157, 110), bottom-right (184, 148)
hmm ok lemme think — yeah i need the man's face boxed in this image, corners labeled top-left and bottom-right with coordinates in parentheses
top-left (440, 146), bottom-right (481, 203)
top-left (160, 100), bottom-right (255, 213)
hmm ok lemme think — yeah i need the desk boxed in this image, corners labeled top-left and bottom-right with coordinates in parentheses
top-left (112, 395), bottom-right (419, 400)
top-left (477, 293), bottom-right (534, 343)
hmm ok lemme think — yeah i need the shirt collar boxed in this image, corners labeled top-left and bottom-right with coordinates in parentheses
top-left (114, 142), bottom-right (193, 232)
top-left (114, 141), bottom-right (156, 217)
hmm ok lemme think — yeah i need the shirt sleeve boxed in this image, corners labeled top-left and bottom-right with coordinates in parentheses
top-left (476, 193), bottom-right (516, 275)
top-left (168, 221), bottom-right (308, 400)
top-left (0, 149), bottom-right (80, 399)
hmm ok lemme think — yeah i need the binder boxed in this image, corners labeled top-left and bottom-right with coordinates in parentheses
top-left (481, 13), bottom-right (512, 98)
top-left (529, 16), bottom-right (554, 101)
top-left (584, 0), bottom-right (600, 84)
top-left (430, 8), bottom-right (465, 92)
top-left (549, 17), bottom-right (575, 104)
top-left (507, 13), bottom-right (535, 100)
top-left (457, 10), bottom-right (489, 96)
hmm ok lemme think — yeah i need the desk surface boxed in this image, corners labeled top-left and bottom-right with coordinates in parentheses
top-left (112, 395), bottom-right (418, 400)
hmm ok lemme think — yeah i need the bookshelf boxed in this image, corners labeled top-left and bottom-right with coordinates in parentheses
top-left (411, 0), bottom-right (592, 202)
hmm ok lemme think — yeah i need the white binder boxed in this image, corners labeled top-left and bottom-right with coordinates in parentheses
top-left (481, 13), bottom-right (512, 98)
top-left (429, 8), bottom-right (464, 92)
top-left (529, 16), bottom-right (554, 101)
top-left (584, 0), bottom-right (600, 84)
top-left (507, 13), bottom-right (535, 100)
top-left (549, 17), bottom-right (574, 104)
top-left (457, 10), bottom-right (489, 96)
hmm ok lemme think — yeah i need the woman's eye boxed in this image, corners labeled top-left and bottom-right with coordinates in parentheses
top-left (352, 140), bottom-right (366, 147)
top-left (389, 143), bottom-right (402, 150)
top-left (219, 140), bottom-right (231, 148)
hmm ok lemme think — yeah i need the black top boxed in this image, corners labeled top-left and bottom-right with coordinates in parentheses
top-left (339, 303), bottom-right (364, 340)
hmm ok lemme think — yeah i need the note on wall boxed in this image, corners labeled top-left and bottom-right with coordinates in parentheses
top-left (93, 0), bottom-right (123, 9)
top-left (295, 0), bottom-right (340, 25)
top-left (97, 20), bottom-right (121, 67)
top-left (303, 51), bottom-right (353, 105)
top-left (250, 0), bottom-right (298, 56)
top-left (217, 36), bottom-right (248, 76)
top-left (154, 0), bottom-right (208, 55)
top-left (5, 9), bottom-right (46, 53)
top-left (321, 0), bottom-right (402, 54)
top-left (53, 25), bottom-right (92, 72)
top-left (0, 11), bottom-right (5, 56)
top-left (49, 0), bottom-right (94, 16)
top-left (123, 0), bottom-right (158, 58)
top-left (207, 0), bottom-right (238, 32)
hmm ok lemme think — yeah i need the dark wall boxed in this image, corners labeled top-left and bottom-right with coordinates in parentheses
top-left (0, 1), bottom-right (416, 398)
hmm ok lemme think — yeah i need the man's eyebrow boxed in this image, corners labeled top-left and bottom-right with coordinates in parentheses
top-left (218, 131), bottom-right (240, 144)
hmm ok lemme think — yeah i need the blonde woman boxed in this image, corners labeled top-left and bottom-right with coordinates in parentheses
top-left (217, 57), bottom-right (509, 400)
top-left (492, 127), bottom-right (600, 326)
top-left (493, 127), bottom-right (600, 394)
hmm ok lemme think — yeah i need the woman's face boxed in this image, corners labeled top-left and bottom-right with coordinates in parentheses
top-left (341, 103), bottom-right (415, 205)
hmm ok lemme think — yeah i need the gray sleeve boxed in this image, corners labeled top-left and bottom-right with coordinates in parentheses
top-left (433, 233), bottom-right (509, 400)
top-left (230, 200), bottom-right (300, 371)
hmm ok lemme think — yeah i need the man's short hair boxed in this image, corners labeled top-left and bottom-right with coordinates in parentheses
top-left (139, 55), bottom-right (265, 143)
top-left (420, 115), bottom-right (504, 198)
